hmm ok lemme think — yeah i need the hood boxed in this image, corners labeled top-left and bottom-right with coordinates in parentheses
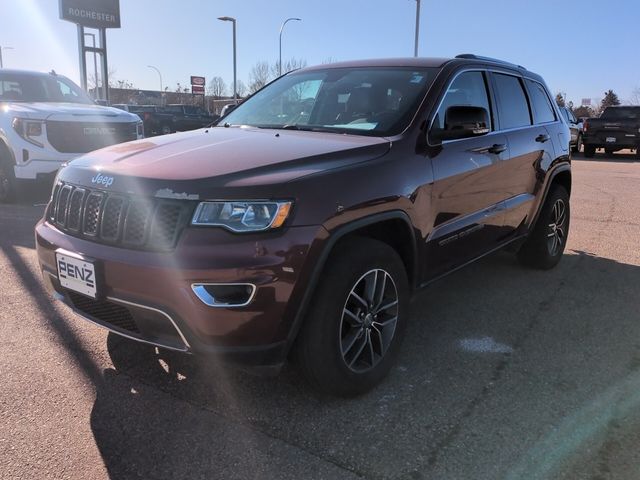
top-left (59, 126), bottom-right (391, 198)
top-left (5, 102), bottom-right (139, 122)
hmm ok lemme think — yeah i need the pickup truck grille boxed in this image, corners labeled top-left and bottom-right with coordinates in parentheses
top-left (48, 183), bottom-right (194, 251)
top-left (46, 121), bottom-right (138, 153)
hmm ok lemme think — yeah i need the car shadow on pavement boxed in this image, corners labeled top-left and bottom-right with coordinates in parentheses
top-left (89, 250), bottom-right (640, 480)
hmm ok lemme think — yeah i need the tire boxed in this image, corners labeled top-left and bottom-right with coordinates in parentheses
top-left (605, 148), bottom-right (615, 156)
top-left (0, 160), bottom-right (15, 203)
top-left (584, 145), bottom-right (596, 158)
top-left (517, 185), bottom-right (570, 270)
top-left (294, 237), bottom-right (409, 397)
top-left (571, 134), bottom-right (582, 154)
top-left (160, 124), bottom-right (172, 135)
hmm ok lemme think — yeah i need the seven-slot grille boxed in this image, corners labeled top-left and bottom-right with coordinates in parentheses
top-left (48, 183), bottom-right (193, 251)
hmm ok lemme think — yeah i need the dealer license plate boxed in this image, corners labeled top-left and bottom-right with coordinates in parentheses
top-left (56, 251), bottom-right (97, 299)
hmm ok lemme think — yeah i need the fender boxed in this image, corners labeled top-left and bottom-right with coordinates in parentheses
top-left (529, 159), bottom-right (571, 228)
top-left (282, 210), bottom-right (418, 356)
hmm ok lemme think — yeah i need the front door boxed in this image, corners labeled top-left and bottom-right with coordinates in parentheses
top-left (424, 70), bottom-right (509, 279)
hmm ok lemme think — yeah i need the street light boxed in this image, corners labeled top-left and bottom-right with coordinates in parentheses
top-left (0, 46), bottom-right (14, 69)
top-left (414, 0), bottom-right (421, 57)
top-left (147, 65), bottom-right (163, 93)
top-left (218, 16), bottom-right (237, 104)
top-left (84, 33), bottom-right (99, 99)
top-left (279, 17), bottom-right (301, 77)
top-left (147, 65), bottom-right (163, 106)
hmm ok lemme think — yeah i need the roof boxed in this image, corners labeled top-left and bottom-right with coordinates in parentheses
top-left (301, 57), bottom-right (452, 72)
top-left (0, 69), bottom-right (60, 77)
top-left (297, 55), bottom-right (541, 80)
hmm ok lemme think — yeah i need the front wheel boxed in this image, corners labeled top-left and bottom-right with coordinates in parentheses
top-left (517, 185), bottom-right (570, 270)
top-left (294, 237), bottom-right (409, 397)
top-left (0, 161), bottom-right (15, 203)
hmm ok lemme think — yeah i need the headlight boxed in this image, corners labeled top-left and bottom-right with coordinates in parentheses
top-left (13, 117), bottom-right (45, 147)
top-left (191, 201), bottom-right (292, 232)
top-left (136, 120), bottom-right (144, 138)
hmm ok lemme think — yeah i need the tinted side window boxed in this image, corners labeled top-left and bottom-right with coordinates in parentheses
top-left (432, 71), bottom-right (492, 134)
top-left (493, 73), bottom-right (531, 129)
top-left (526, 80), bottom-right (556, 124)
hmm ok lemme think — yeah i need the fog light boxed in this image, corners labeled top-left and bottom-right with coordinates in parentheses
top-left (191, 283), bottom-right (256, 307)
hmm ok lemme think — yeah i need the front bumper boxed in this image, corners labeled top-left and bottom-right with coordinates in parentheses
top-left (36, 219), bottom-right (322, 365)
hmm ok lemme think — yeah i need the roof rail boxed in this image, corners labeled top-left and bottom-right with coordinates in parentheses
top-left (455, 54), bottom-right (525, 70)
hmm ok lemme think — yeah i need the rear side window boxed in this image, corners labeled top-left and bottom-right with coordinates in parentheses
top-left (493, 73), bottom-right (531, 129)
top-left (432, 71), bottom-right (492, 133)
top-left (526, 80), bottom-right (556, 124)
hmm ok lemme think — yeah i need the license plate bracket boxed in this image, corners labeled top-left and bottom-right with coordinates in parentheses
top-left (55, 250), bottom-right (98, 299)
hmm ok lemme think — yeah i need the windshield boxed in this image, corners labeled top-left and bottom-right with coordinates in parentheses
top-left (220, 67), bottom-right (438, 136)
top-left (0, 72), bottom-right (93, 104)
top-left (601, 107), bottom-right (640, 119)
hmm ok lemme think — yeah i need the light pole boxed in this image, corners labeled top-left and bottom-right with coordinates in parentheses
top-left (147, 65), bottom-right (163, 92)
top-left (84, 33), bottom-right (99, 99)
top-left (147, 65), bottom-right (163, 106)
top-left (218, 16), bottom-right (237, 104)
top-left (414, 0), bottom-right (421, 57)
top-left (279, 17), bottom-right (301, 77)
top-left (0, 46), bottom-right (14, 69)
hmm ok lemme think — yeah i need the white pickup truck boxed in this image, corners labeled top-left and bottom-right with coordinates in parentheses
top-left (0, 69), bottom-right (143, 202)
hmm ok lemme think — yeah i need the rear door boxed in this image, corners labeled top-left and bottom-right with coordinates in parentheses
top-left (424, 70), bottom-right (509, 278)
top-left (490, 73), bottom-right (556, 234)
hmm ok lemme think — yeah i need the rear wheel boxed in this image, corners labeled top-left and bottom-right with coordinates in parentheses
top-left (517, 185), bottom-right (570, 270)
top-left (571, 134), bottom-right (582, 154)
top-left (584, 145), bottom-right (596, 158)
top-left (294, 237), bottom-right (409, 397)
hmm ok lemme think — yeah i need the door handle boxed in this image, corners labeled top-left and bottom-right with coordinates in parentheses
top-left (470, 144), bottom-right (507, 154)
top-left (535, 134), bottom-right (550, 143)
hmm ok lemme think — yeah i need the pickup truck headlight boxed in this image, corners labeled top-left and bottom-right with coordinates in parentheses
top-left (12, 118), bottom-right (45, 147)
top-left (136, 120), bottom-right (144, 139)
top-left (191, 201), bottom-right (292, 232)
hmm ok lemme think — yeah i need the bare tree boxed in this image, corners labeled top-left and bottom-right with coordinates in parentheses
top-left (88, 65), bottom-right (118, 89)
top-left (248, 61), bottom-right (271, 93)
top-left (235, 79), bottom-right (247, 98)
top-left (629, 87), bottom-right (640, 105)
top-left (271, 57), bottom-right (307, 78)
top-left (207, 76), bottom-right (227, 97)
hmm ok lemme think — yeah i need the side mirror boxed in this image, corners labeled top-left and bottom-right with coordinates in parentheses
top-left (220, 104), bottom-right (237, 117)
top-left (433, 106), bottom-right (490, 142)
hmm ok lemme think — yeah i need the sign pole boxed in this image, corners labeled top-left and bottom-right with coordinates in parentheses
top-left (77, 24), bottom-right (88, 91)
top-left (99, 28), bottom-right (109, 102)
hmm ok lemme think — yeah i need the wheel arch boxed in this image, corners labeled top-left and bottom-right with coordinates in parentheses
top-left (529, 162), bottom-right (571, 229)
top-left (283, 210), bottom-right (418, 359)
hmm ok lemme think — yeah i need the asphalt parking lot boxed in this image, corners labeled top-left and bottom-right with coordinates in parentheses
top-left (1, 151), bottom-right (639, 480)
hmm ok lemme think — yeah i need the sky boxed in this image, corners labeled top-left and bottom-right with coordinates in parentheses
top-left (2, 0), bottom-right (639, 106)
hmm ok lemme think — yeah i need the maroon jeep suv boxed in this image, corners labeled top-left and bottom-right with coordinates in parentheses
top-left (36, 55), bottom-right (571, 396)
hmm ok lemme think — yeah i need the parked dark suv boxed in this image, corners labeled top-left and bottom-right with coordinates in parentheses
top-left (36, 55), bottom-right (571, 396)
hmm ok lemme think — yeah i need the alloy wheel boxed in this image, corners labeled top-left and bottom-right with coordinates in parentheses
top-left (547, 198), bottom-right (567, 256)
top-left (339, 269), bottom-right (399, 373)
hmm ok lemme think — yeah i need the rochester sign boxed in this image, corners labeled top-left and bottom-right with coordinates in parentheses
top-left (59, 0), bottom-right (121, 29)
